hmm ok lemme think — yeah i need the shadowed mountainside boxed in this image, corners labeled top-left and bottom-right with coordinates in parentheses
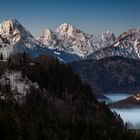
top-left (70, 56), bottom-right (140, 94)
top-left (0, 53), bottom-right (136, 140)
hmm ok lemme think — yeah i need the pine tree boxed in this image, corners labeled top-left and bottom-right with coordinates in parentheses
top-left (23, 51), bottom-right (27, 65)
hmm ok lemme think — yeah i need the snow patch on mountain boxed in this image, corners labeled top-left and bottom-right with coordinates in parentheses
top-left (90, 31), bottom-right (116, 49)
top-left (0, 19), bottom-right (38, 47)
top-left (116, 29), bottom-right (140, 59)
top-left (0, 19), bottom-right (81, 62)
top-left (86, 46), bottom-right (139, 60)
top-left (87, 29), bottom-right (140, 60)
top-left (39, 23), bottom-right (116, 58)
top-left (39, 28), bottom-right (59, 48)
top-left (0, 19), bottom-right (40, 57)
top-left (1, 19), bottom-right (140, 62)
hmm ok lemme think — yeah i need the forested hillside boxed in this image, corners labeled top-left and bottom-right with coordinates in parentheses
top-left (0, 54), bottom-right (137, 140)
top-left (70, 56), bottom-right (140, 94)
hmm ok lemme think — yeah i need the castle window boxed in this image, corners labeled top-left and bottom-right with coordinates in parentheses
top-left (0, 53), bottom-right (3, 60)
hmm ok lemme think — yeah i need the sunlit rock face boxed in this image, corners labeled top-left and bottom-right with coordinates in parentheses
top-left (39, 23), bottom-right (116, 58)
top-left (0, 19), bottom-right (38, 47)
top-left (39, 28), bottom-right (59, 48)
top-left (0, 19), bottom-right (38, 60)
top-left (0, 19), bottom-right (41, 57)
top-left (87, 29), bottom-right (140, 60)
top-left (116, 29), bottom-right (140, 58)
top-left (0, 70), bottom-right (39, 103)
top-left (1, 19), bottom-right (140, 62)
top-left (0, 20), bottom-right (81, 62)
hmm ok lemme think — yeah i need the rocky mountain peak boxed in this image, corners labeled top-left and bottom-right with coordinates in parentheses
top-left (100, 31), bottom-right (116, 46)
top-left (39, 28), bottom-right (58, 47)
top-left (43, 28), bottom-right (53, 35)
top-left (56, 23), bottom-right (78, 35)
top-left (0, 19), bottom-right (35, 45)
top-left (38, 23), bottom-right (117, 58)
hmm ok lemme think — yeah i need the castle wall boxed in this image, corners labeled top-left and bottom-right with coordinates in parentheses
top-left (0, 44), bottom-right (13, 60)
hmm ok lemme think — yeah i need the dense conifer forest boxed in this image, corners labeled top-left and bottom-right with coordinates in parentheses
top-left (0, 53), bottom-right (138, 140)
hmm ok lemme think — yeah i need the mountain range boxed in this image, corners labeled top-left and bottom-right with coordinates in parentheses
top-left (0, 19), bottom-right (139, 139)
top-left (0, 19), bottom-right (140, 62)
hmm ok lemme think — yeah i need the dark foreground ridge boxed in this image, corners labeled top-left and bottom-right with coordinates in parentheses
top-left (0, 53), bottom-right (138, 140)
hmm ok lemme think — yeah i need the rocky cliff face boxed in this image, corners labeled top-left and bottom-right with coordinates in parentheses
top-left (116, 29), bottom-right (140, 58)
top-left (0, 20), bottom-right (81, 62)
top-left (0, 19), bottom-right (39, 50)
top-left (0, 70), bottom-right (39, 103)
top-left (87, 29), bottom-right (140, 60)
top-left (39, 23), bottom-right (116, 58)
top-left (86, 45), bottom-right (139, 60)
top-left (0, 19), bottom-right (140, 62)
top-left (0, 19), bottom-right (41, 59)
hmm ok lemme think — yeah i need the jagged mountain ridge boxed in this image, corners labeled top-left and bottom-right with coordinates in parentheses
top-left (88, 29), bottom-right (140, 60)
top-left (0, 19), bottom-right (40, 59)
top-left (117, 29), bottom-right (140, 58)
top-left (0, 19), bottom-right (81, 62)
top-left (0, 19), bottom-right (39, 50)
top-left (86, 45), bottom-right (139, 60)
top-left (39, 23), bottom-right (116, 58)
top-left (0, 19), bottom-right (43, 57)
top-left (0, 19), bottom-right (140, 62)
top-left (38, 23), bottom-right (140, 60)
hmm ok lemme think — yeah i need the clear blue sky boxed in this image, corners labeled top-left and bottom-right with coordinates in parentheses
top-left (0, 0), bottom-right (140, 37)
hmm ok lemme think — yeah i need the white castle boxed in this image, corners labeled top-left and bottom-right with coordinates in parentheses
top-left (0, 36), bottom-right (13, 60)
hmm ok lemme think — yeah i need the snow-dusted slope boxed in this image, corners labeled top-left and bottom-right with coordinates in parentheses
top-left (0, 20), bottom-right (119, 61)
top-left (0, 19), bottom-right (47, 60)
top-left (1, 19), bottom-right (140, 62)
top-left (39, 28), bottom-right (59, 48)
top-left (39, 24), bottom-right (140, 60)
top-left (116, 29), bottom-right (140, 58)
top-left (0, 19), bottom-right (39, 52)
top-left (39, 23), bottom-right (94, 58)
top-left (90, 31), bottom-right (115, 49)
top-left (87, 29), bottom-right (140, 60)
top-left (0, 19), bottom-right (81, 62)
top-left (56, 23), bottom-right (94, 57)
top-left (86, 45), bottom-right (139, 60)
top-left (39, 23), bottom-right (116, 58)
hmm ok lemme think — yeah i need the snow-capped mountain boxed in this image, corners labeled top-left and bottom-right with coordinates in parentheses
top-left (0, 19), bottom-right (39, 52)
top-left (0, 19), bottom-right (81, 62)
top-left (1, 19), bottom-right (140, 62)
top-left (39, 24), bottom-right (140, 60)
top-left (39, 23), bottom-right (116, 58)
top-left (39, 23), bottom-right (94, 58)
top-left (90, 31), bottom-right (115, 49)
top-left (39, 28), bottom-right (59, 48)
top-left (56, 23), bottom-right (95, 57)
top-left (116, 29), bottom-right (140, 58)
top-left (87, 29), bottom-right (140, 60)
